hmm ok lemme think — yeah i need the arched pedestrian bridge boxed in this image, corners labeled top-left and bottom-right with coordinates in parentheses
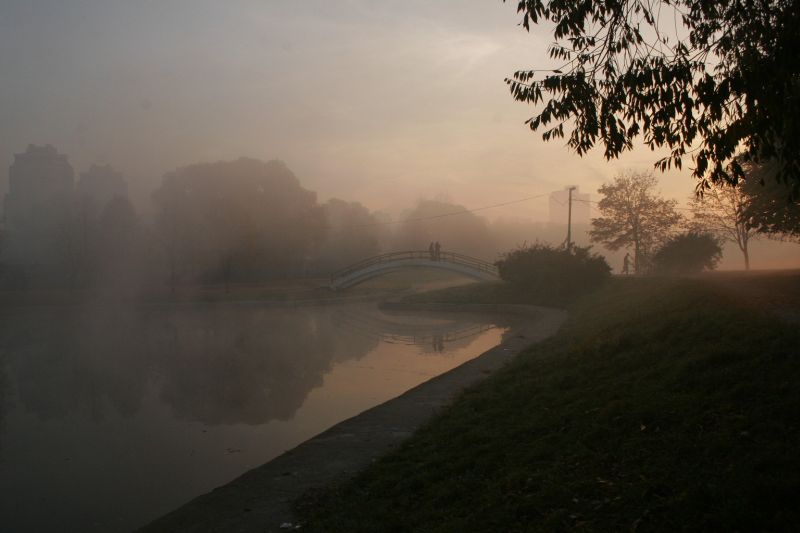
top-left (330, 250), bottom-right (499, 290)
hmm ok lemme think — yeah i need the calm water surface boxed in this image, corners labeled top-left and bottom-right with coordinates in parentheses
top-left (0, 302), bottom-right (509, 532)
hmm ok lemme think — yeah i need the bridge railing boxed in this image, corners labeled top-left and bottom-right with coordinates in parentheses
top-left (330, 250), bottom-right (499, 284)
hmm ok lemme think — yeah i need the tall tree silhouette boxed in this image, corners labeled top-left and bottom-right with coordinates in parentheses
top-left (153, 158), bottom-right (324, 286)
top-left (690, 184), bottom-right (758, 269)
top-left (590, 171), bottom-right (682, 273)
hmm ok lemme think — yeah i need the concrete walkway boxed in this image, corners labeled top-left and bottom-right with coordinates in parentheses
top-left (139, 305), bottom-right (567, 533)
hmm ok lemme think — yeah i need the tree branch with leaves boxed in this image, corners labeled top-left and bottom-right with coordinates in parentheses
top-left (739, 160), bottom-right (800, 242)
top-left (505, 0), bottom-right (800, 189)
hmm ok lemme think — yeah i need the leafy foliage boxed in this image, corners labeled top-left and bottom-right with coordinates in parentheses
top-left (740, 160), bottom-right (800, 241)
top-left (495, 243), bottom-right (610, 303)
top-left (652, 231), bottom-right (722, 273)
top-left (590, 170), bottom-right (682, 272)
top-left (505, 0), bottom-right (800, 187)
top-left (393, 200), bottom-right (495, 260)
top-left (310, 198), bottom-right (381, 273)
top-left (152, 158), bottom-right (325, 285)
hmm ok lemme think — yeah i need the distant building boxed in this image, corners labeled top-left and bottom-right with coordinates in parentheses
top-left (2, 144), bottom-right (74, 264)
top-left (548, 186), bottom-right (591, 226)
top-left (76, 164), bottom-right (128, 212)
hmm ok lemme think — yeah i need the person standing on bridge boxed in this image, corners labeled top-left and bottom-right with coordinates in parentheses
top-left (434, 241), bottom-right (441, 261)
top-left (429, 242), bottom-right (436, 261)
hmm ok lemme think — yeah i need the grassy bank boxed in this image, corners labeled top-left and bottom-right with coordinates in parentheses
top-left (298, 277), bottom-right (800, 531)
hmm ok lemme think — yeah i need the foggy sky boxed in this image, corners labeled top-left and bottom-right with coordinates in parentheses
top-left (0, 0), bottom-right (701, 222)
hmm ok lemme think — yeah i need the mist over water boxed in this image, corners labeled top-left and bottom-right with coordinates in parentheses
top-left (0, 301), bottom-right (510, 532)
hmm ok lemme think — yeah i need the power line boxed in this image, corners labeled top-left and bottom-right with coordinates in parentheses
top-left (573, 198), bottom-right (694, 211)
top-left (336, 191), bottom-right (692, 229)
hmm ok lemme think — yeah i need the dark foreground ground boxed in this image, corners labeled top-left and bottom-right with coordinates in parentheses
top-left (298, 272), bottom-right (800, 531)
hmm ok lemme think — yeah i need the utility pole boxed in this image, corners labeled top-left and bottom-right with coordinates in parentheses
top-left (566, 186), bottom-right (576, 250)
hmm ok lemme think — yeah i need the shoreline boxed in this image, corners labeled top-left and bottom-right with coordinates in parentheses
top-left (139, 304), bottom-right (566, 532)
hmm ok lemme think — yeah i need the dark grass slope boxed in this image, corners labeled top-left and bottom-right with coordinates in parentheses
top-left (298, 277), bottom-right (800, 532)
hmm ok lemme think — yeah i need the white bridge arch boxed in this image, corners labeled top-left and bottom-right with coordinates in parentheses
top-left (330, 250), bottom-right (499, 290)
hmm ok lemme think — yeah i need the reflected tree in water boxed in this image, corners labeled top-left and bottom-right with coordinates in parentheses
top-left (0, 305), bottom-right (515, 428)
top-left (155, 306), bottom-right (378, 425)
top-left (1, 308), bottom-right (151, 421)
top-left (0, 305), bottom-right (378, 426)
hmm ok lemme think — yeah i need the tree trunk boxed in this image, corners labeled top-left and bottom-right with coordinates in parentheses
top-left (743, 245), bottom-right (750, 271)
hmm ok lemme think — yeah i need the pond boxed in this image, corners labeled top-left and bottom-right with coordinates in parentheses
top-left (0, 301), bottom-right (511, 532)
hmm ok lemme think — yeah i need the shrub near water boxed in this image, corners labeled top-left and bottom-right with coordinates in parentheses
top-left (495, 244), bottom-right (610, 304)
top-left (652, 232), bottom-right (722, 274)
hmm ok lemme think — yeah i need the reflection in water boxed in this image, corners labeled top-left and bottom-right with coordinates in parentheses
top-left (332, 307), bottom-right (496, 348)
top-left (0, 303), bottom-right (507, 532)
top-left (0, 305), bottom-right (378, 426)
top-left (154, 306), bottom-right (378, 425)
top-left (16, 308), bottom-right (150, 422)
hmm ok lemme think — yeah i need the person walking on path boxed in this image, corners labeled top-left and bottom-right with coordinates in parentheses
top-left (434, 241), bottom-right (441, 261)
top-left (622, 252), bottom-right (631, 275)
top-left (429, 242), bottom-right (436, 261)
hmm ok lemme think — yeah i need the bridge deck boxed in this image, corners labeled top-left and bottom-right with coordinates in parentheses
top-left (330, 250), bottom-right (499, 290)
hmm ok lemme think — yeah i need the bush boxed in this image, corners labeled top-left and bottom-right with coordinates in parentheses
top-left (652, 231), bottom-right (722, 274)
top-left (495, 244), bottom-right (611, 304)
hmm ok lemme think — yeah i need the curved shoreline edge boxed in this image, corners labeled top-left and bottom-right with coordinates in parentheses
top-left (139, 304), bottom-right (567, 533)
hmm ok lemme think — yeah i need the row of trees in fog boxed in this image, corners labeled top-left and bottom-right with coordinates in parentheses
top-left (1, 151), bottom-right (796, 290)
top-left (589, 167), bottom-right (799, 274)
top-left (493, 165), bottom-right (798, 305)
top-left (151, 158), bottom-right (506, 289)
top-left (0, 155), bottom-right (519, 290)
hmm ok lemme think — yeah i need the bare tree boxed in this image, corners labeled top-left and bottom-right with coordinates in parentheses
top-left (590, 170), bottom-right (682, 273)
top-left (690, 185), bottom-right (759, 270)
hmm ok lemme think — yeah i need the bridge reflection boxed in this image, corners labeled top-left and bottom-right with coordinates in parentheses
top-left (332, 307), bottom-right (499, 351)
